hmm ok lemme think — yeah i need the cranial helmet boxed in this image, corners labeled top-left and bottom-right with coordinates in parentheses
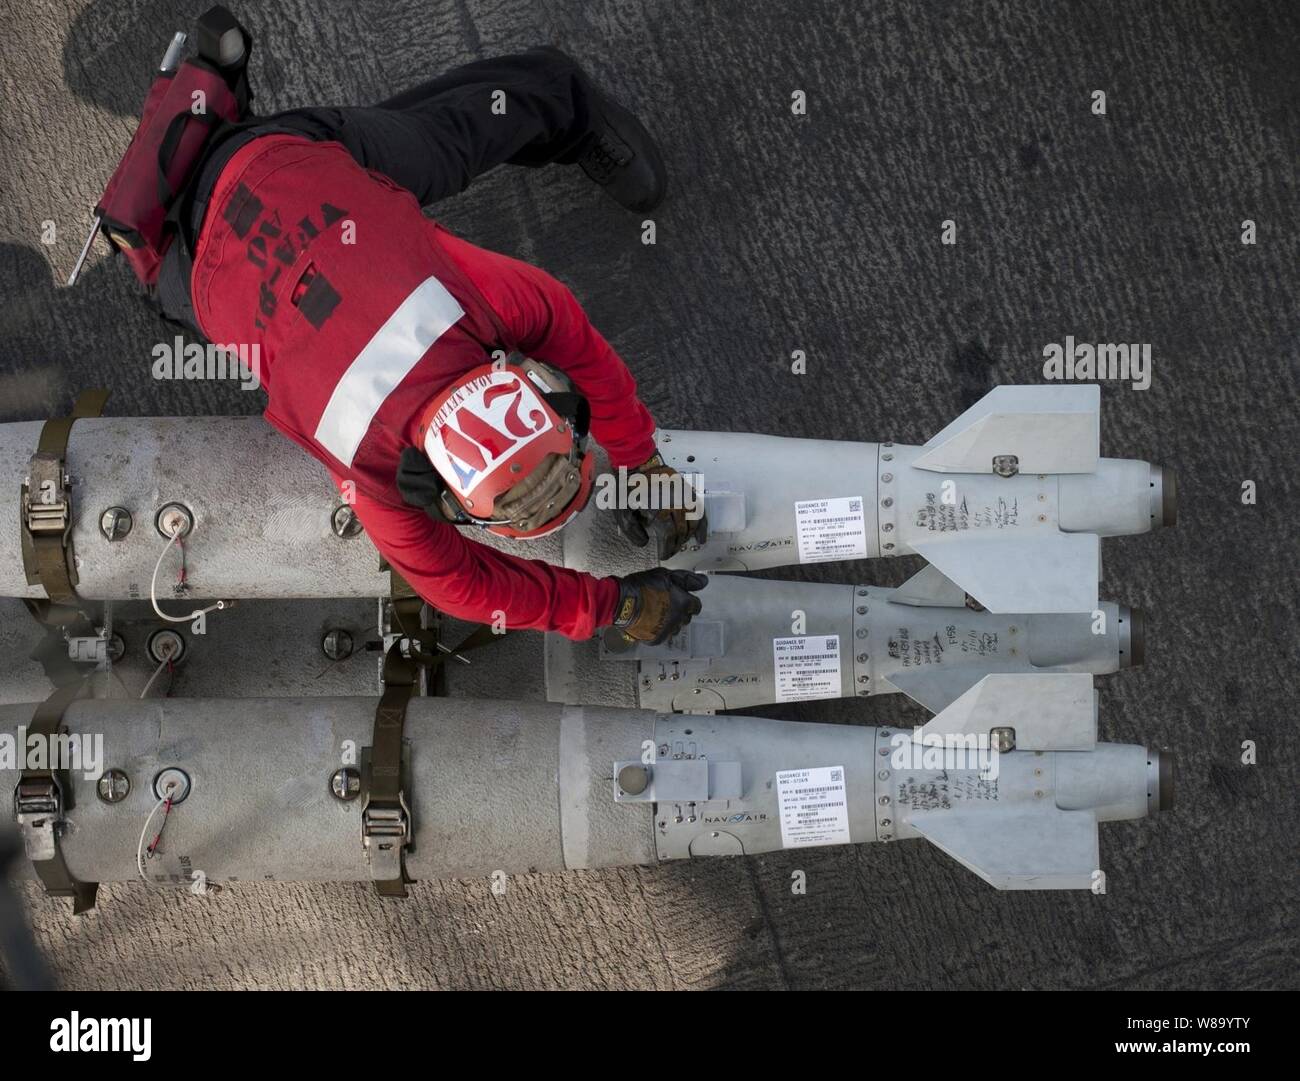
top-left (416, 358), bottom-right (593, 539)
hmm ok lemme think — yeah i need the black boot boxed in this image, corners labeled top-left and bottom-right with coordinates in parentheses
top-left (537, 47), bottom-right (668, 213)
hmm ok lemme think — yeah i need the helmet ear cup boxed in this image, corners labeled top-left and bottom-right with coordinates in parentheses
top-left (543, 393), bottom-right (588, 441)
top-left (395, 445), bottom-right (469, 523)
top-left (516, 355), bottom-right (590, 440)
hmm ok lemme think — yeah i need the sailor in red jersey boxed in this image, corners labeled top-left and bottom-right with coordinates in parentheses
top-left (177, 47), bottom-right (706, 643)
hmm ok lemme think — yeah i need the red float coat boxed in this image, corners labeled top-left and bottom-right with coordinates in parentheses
top-left (191, 135), bottom-right (657, 638)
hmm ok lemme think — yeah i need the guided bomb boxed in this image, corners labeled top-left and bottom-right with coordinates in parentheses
top-left (552, 571), bottom-right (1144, 713)
top-left (0, 674), bottom-right (1169, 891)
top-left (572, 384), bottom-right (1175, 613)
top-left (1, 385), bottom-right (1171, 615)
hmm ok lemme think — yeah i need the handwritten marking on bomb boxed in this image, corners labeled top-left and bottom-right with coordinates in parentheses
top-left (773, 635), bottom-right (842, 702)
top-left (897, 776), bottom-right (999, 811)
top-left (776, 766), bottom-right (851, 848)
top-left (794, 497), bottom-right (867, 562)
top-left (915, 493), bottom-right (1020, 532)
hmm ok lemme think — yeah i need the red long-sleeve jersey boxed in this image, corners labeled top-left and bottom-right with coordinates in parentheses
top-left (334, 232), bottom-right (657, 640)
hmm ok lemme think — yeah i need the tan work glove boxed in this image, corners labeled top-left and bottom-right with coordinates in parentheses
top-left (611, 569), bottom-right (709, 645)
top-left (613, 452), bottom-right (708, 560)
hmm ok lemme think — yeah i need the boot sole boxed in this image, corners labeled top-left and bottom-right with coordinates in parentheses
top-left (536, 45), bottom-right (668, 212)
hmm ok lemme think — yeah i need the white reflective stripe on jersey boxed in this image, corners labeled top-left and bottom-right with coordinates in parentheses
top-left (313, 275), bottom-right (465, 466)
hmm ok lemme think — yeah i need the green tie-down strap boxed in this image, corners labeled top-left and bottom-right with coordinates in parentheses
top-left (363, 641), bottom-right (419, 898)
top-left (14, 680), bottom-right (98, 914)
top-left (20, 389), bottom-right (110, 604)
top-left (363, 573), bottom-right (503, 897)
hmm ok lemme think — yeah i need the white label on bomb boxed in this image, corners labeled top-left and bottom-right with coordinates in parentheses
top-left (794, 497), bottom-right (867, 563)
top-left (776, 765), bottom-right (851, 848)
top-left (773, 634), bottom-right (842, 702)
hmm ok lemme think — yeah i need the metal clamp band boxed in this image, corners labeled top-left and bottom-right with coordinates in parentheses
top-left (22, 454), bottom-right (71, 535)
top-left (361, 796), bottom-right (412, 886)
top-left (14, 777), bottom-right (62, 863)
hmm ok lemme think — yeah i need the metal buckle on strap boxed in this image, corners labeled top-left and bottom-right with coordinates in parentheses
top-left (14, 777), bottom-right (62, 863)
top-left (23, 455), bottom-right (71, 537)
top-left (361, 795), bottom-right (411, 881)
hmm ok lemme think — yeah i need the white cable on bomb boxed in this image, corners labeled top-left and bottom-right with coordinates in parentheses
top-left (149, 525), bottom-right (232, 624)
top-left (139, 654), bottom-right (171, 699)
top-left (135, 794), bottom-right (173, 884)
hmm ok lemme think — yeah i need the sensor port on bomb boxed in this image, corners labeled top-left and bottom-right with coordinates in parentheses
top-left (154, 501), bottom-right (194, 539)
top-left (152, 767), bottom-right (191, 804)
top-left (147, 628), bottom-right (186, 665)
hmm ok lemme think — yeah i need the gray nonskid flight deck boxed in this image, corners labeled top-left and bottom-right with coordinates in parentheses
top-left (3, 0), bottom-right (1294, 991)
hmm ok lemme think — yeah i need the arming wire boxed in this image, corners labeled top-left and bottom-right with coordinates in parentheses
top-left (135, 795), bottom-right (174, 884)
top-left (149, 526), bottom-right (232, 624)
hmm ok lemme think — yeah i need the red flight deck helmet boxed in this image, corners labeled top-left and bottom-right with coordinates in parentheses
top-left (416, 359), bottom-right (594, 539)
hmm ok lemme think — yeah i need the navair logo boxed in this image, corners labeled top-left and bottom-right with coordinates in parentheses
top-left (702, 812), bottom-right (768, 824)
top-left (726, 537), bottom-right (793, 553)
top-left (49, 1013), bottom-right (151, 1061)
top-left (696, 674), bottom-right (760, 685)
